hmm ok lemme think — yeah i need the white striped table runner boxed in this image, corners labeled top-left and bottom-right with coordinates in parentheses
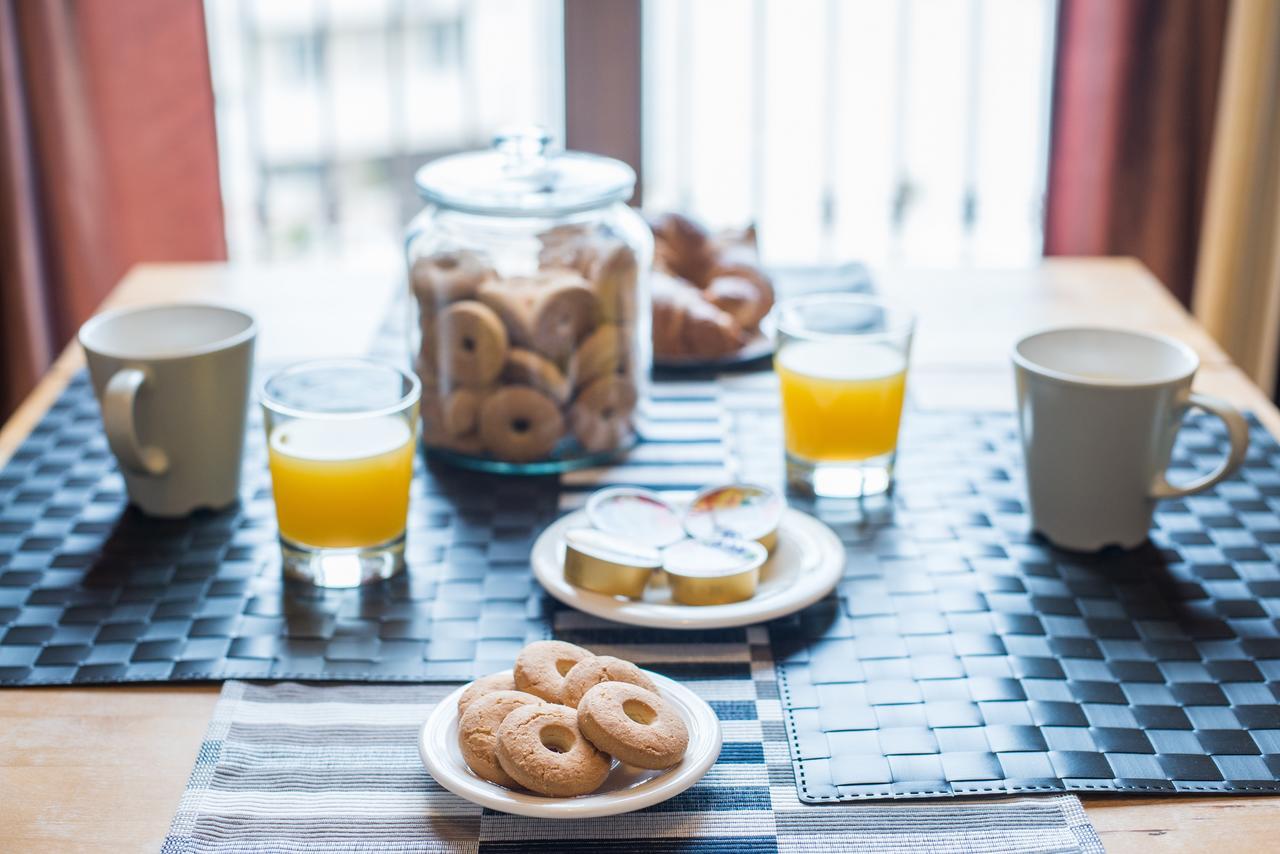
top-left (164, 624), bottom-right (1103, 853)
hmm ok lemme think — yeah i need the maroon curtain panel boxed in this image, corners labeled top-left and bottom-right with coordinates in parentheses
top-left (0, 0), bottom-right (226, 419)
top-left (1044, 0), bottom-right (1230, 306)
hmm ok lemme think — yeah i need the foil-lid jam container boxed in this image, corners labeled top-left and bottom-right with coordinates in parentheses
top-left (661, 537), bottom-right (768, 606)
top-left (563, 528), bottom-right (662, 599)
top-left (585, 486), bottom-right (686, 547)
top-left (683, 483), bottom-right (785, 553)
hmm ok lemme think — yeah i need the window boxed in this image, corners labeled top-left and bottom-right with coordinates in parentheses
top-left (207, 0), bottom-right (1056, 269)
top-left (205, 0), bottom-right (564, 264)
top-left (643, 0), bottom-right (1058, 268)
top-left (417, 18), bottom-right (463, 72)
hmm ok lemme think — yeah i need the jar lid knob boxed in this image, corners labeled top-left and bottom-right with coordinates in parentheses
top-left (493, 126), bottom-right (555, 181)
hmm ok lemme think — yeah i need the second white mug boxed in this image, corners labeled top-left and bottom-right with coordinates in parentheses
top-left (1012, 327), bottom-right (1249, 551)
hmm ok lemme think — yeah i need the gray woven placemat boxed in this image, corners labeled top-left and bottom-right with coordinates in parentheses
top-left (164, 622), bottom-right (1103, 853)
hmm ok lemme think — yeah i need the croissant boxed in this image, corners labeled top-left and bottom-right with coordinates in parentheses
top-left (649, 214), bottom-right (774, 360)
top-left (706, 275), bottom-right (772, 330)
top-left (651, 271), bottom-right (746, 360)
top-left (649, 212), bottom-right (716, 287)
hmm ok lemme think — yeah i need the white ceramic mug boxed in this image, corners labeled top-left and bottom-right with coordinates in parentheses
top-left (79, 304), bottom-right (257, 517)
top-left (1012, 327), bottom-right (1249, 551)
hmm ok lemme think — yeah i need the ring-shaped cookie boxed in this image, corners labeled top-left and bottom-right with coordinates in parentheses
top-left (513, 640), bottom-right (594, 703)
top-left (502, 348), bottom-right (571, 406)
top-left (478, 387), bottom-right (565, 463)
top-left (457, 671), bottom-right (517, 715)
top-left (458, 690), bottom-right (544, 787)
top-left (569, 375), bottom-right (638, 454)
top-left (586, 240), bottom-right (638, 324)
top-left (494, 703), bottom-right (611, 797)
top-left (438, 300), bottom-right (509, 388)
top-left (477, 279), bottom-right (540, 348)
top-left (530, 281), bottom-right (600, 364)
top-left (569, 324), bottom-right (623, 390)
top-left (411, 249), bottom-right (494, 310)
top-left (442, 387), bottom-right (483, 437)
top-left (560, 655), bottom-right (658, 709)
top-left (577, 681), bottom-right (689, 770)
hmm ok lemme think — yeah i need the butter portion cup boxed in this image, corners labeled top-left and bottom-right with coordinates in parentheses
top-left (662, 537), bottom-right (768, 606)
top-left (585, 486), bottom-right (686, 547)
top-left (684, 483), bottom-right (784, 554)
top-left (563, 528), bottom-right (662, 599)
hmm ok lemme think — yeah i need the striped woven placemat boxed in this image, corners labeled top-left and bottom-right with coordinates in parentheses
top-left (164, 622), bottom-right (1103, 853)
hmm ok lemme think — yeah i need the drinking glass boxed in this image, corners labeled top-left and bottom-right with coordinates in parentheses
top-left (774, 295), bottom-right (915, 497)
top-left (261, 360), bottom-right (421, 587)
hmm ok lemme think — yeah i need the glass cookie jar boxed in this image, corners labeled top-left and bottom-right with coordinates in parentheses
top-left (405, 129), bottom-right (652, 473)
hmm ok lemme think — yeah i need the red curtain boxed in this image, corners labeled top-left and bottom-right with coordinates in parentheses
top-left (1044, 0), bottom-right (1230, 306)
top-left (0, 0), bottom-right (225, 418)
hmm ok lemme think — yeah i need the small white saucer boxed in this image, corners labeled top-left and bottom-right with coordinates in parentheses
top-left (532, 507), bottom-right (845, 629)
top-left (419, 671), bottom-right (721, 818)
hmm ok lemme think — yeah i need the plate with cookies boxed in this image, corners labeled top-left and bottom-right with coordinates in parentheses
top-left (420, 641), bottom-right (722, 818)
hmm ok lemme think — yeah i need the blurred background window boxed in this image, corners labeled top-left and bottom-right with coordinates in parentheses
top-left (206, 0), bottom-right (1056, 271)
top-left (643, 0), bottom-right (1058, 268)
top-left (204, 0), bottom-right (564, 265)
top-left (3, 0), bottom-right (1253, 421)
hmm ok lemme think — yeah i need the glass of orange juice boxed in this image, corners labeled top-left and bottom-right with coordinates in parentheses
top-left (261, 360), bottom-right (420, 587)
top-left (775, 295), bottom-right (914, 498)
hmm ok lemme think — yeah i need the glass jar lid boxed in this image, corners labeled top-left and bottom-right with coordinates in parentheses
top-left (413, 127), bottom-right (636, 217)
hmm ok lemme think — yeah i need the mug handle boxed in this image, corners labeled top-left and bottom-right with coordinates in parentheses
top-left (1150, 392), bottom-right (1249, 499)
top-left (103, 368), bottom-right (169, 476)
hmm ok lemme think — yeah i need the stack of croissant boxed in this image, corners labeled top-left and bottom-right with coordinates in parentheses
top-left (649, 213), bottom-right (775, 361)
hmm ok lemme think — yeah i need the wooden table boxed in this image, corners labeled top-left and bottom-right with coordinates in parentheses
top-left (1, 259), bottom-right (1276, 852)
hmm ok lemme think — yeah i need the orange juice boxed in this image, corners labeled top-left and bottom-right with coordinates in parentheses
top-left (776, 341), bottom-right (907, 461)
top-left (267, 416), bottom-right (415, 548)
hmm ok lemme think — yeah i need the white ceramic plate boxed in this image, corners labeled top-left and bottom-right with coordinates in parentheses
top-left (419, 671), bottom-right (721, 818)
top-left (532, 507), bottom-right (845, 629)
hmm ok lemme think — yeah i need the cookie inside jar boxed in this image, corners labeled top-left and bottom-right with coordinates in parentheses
top-left (406, 130), bottom-right (651, 473)
top-left (411, 233), bottom-right (642, 470)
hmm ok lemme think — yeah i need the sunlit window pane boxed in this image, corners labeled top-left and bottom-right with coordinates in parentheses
top-left (205, 0), bottom-right (564, 264)
top-left (643, 0), bottom-right (1058, 269)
